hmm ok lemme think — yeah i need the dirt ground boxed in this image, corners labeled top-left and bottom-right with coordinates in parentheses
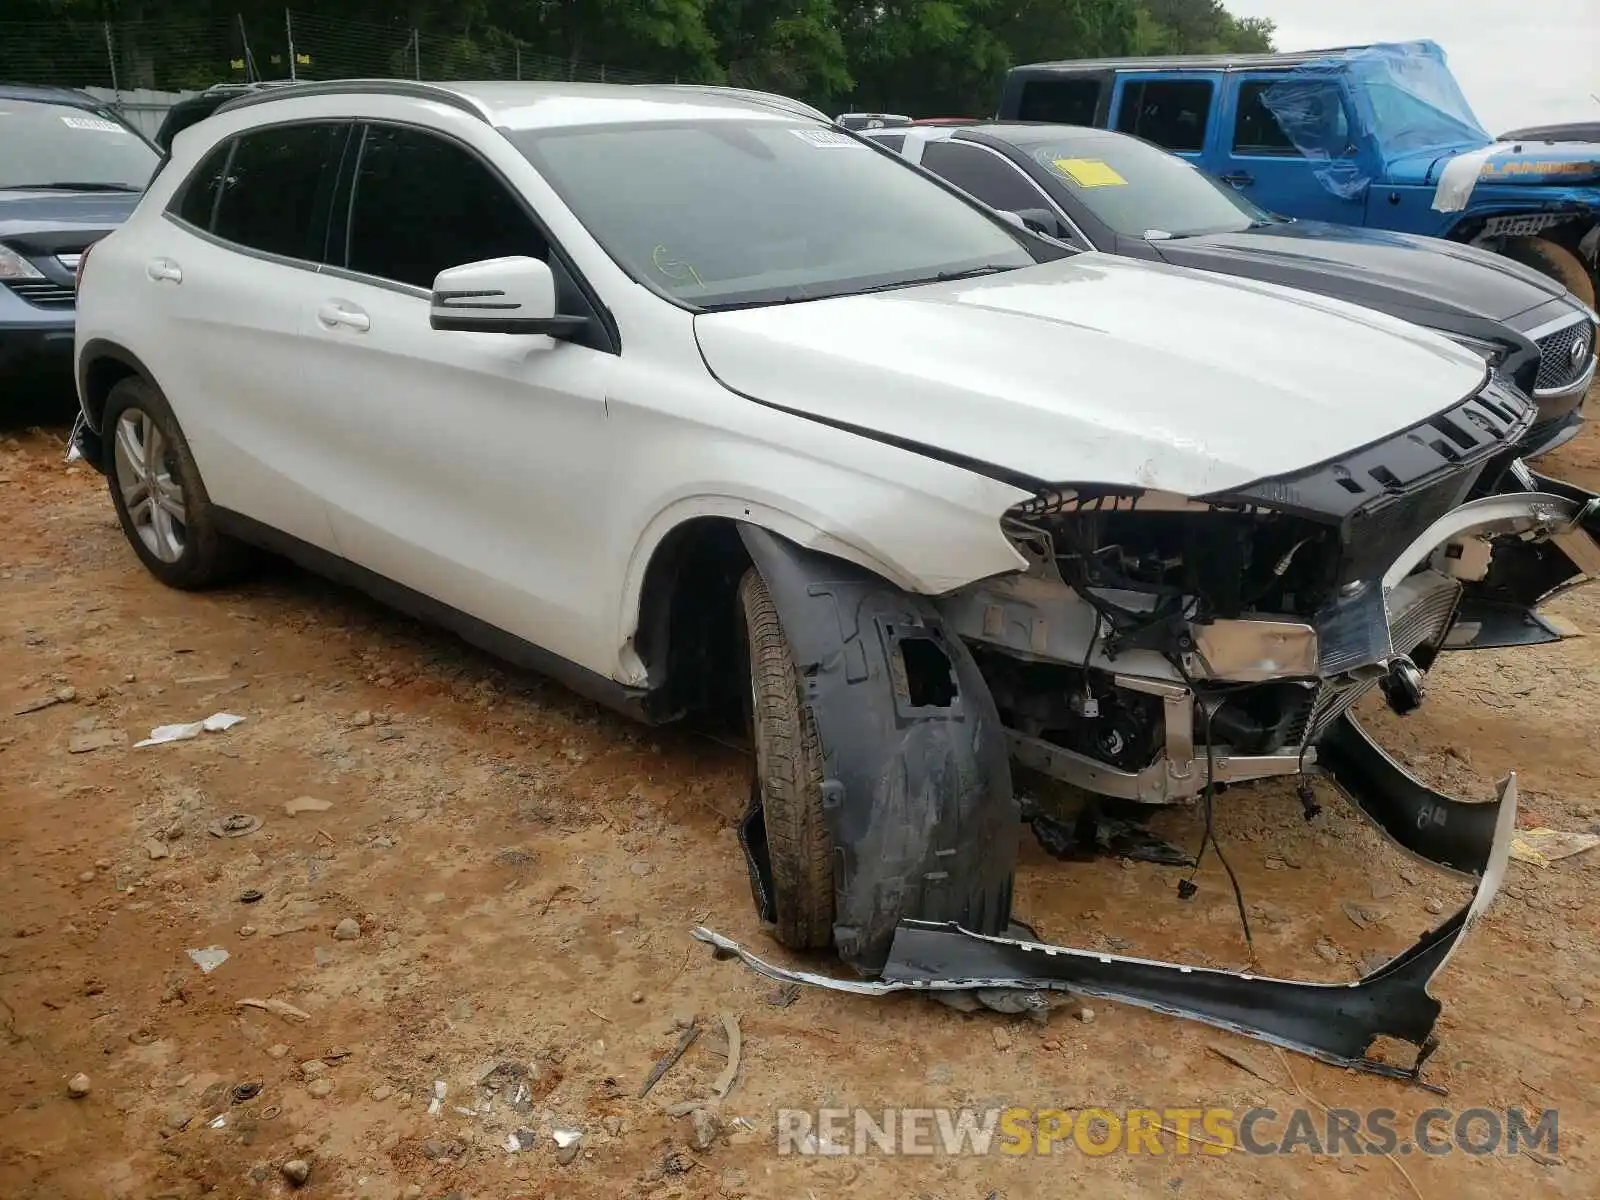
top-left (2, 387), bottom-right (1598, 1200)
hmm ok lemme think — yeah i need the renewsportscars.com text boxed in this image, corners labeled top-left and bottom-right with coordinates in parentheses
top-left (776, 1106), bottom-right (1558, 1157)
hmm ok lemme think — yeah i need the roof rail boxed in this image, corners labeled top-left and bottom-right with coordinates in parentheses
top-left (1011, 46), bottom-right (1372, 73)
top-left (652, 83), bottom-right (830, 124)
top-left (212, 78), bottom-right (492, 123)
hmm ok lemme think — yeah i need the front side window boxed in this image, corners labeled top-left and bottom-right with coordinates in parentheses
top-left (211, 122), bottom-right (348, 260)
top-left (1115, 80), bottom-right (1214, 154)
top-left (1237, 80), bottom-right (1350, 157)
top-left (513, 119), bottom-right (1036, 309)
top-left (0, 99), bottom-right (157, 192)
top-left (920, 141), bottom-right (1052, 216)
top-left (1020, 133), bottom-right (1273, 238)
top-left (344, 125), bottom-right (547, 290)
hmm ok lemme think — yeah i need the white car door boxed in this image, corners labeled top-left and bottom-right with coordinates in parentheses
top-left (149, 120), bottom-right (352, 551)
top-left (296, 121), bottom-right (619, 669)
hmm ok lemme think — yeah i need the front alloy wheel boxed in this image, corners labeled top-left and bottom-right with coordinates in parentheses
top-left (113, 407), bottom-right (187, 563)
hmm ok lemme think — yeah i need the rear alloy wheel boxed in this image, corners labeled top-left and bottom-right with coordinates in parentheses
top-left (739, 567), bottom-right (835, 950)
top-left (114, 407), bottom-right (187, 564)
top-left (1503, 235), bottom-right (1598, 313)
top-left (103, 376), bottom-right (249, 589)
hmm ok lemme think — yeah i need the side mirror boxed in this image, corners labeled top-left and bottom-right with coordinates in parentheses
top-left (429, 256), bottom-right (588, 337)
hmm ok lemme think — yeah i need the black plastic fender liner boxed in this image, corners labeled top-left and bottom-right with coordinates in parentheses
top-left (735, 524), bottom-right (1020, 974)
top-left (694, 769), bottom-right (1517, 1090)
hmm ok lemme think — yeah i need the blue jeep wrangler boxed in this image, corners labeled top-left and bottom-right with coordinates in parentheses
top-left (999, 41), bottom-right (1600, 308)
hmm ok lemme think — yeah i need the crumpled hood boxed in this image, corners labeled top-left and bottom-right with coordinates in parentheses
top-left (1155, 221), bottom-right (1563, 322)
top-left (694, 254), bottom-right (1488, 497)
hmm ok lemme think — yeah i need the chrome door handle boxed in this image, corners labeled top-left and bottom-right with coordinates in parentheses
top-left (316, 301), bottom-right (370, 332)
top-left (145, 258), bottom-right (182, 283)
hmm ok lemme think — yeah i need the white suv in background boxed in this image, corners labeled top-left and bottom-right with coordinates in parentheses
top-left (71, 82), bottom-right (1600, 1067)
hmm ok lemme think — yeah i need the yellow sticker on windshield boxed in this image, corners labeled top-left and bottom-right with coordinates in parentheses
top-left (1051, 158), bottom-right (1128, 188)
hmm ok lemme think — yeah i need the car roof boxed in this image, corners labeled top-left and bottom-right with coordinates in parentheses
top-left (866, 121), bottom-right (1132, 150)
top-left (1011, 46), bottom-right (1372, 74)
top-left (955, 122), bottom-right (1131, 145)
top-left (0, 83), bottom-right (101, 108)
top-left (214, 79), bottom-right (832, 131)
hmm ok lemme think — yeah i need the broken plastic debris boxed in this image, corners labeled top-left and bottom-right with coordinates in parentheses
top-left (708, 1011), bottom-right (741, 1102)
top-left (427, 1079), bottom-right (446, 1115)
top-left (136, 712), bottom-right (246, 748)
top-left (552, 1128), bottom-right (582, 1148)
top-left (208, 1114), bottom-right (227, 1129)
top-left (186, 947), bottom-right (229, 973)
top-left (1510, 827), bottom-right (1600, 868)
top-left (207, 814), bottom-right (263, 839)
top-left (236, 997), bottom-right (311, 1022)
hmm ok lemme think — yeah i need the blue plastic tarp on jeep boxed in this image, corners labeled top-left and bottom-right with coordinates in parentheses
top-left (1262, 40), bottom-right (1492, 201)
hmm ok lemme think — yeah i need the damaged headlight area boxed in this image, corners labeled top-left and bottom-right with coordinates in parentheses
top-left (719, 379), bottom-right (1600, 1086)
top-left (942, 384), bottom-right (1574, 808)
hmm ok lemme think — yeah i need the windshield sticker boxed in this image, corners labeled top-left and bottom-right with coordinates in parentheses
top-left (790, 128), bottom-right (860, 148)
top-left (61, 115), bottom-right (126, 133)
top-left (1048, 157), bottom-right (1128, 188)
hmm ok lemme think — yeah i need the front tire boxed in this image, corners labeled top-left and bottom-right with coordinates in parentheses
top-left (1503, 235), bottom-right (1597, 312)
top-left (739, 567), bottom-right (834, 950)
top-left (103, 376), bottom-right (249, 589)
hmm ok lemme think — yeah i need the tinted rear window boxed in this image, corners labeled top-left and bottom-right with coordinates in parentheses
top-left (1016, 79), bottom-right (1102, 126)
top-left (211, 122), bottom-right (348, 261)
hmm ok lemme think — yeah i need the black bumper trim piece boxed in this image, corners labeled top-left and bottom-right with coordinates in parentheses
top-left (1317, 713), bottom-right (1499, 878)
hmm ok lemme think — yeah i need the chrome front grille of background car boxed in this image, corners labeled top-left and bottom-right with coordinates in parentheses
top-left (3, 279), bottom-right (76, 309)
top-left (1534, 320), bottom-right (1593, 393)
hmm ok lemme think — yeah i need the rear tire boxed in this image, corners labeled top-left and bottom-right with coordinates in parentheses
top-left (1503, 235), bottom-right (1597, 312)
top-left (103, 376), bottom-right (250, 589)
top-left (738, 567), bottom-right (834, 950)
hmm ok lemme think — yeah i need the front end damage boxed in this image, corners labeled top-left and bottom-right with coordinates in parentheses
top-left (722, 379), bottom-right (1600, 1082)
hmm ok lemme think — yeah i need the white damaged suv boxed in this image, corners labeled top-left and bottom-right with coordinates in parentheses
top-left (72, 82), bottom-right (1600, 1078)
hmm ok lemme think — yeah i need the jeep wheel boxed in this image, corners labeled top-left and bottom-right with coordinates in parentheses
top-left (1503, 236), bottom-right (1597, 312)
top-left (104, 376), bottom-right (250, 589)
top-left (738, 567), bottom-right (834, 949)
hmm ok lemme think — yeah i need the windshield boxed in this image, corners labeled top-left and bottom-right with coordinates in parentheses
top-left (1362, 81), bottom-right (1488, 155)
top-left (1021, 135), bottom-right (1276, 239)
top-left (513, 119), bottom-right (1036, 308)
top-left (0, 99), bottom-right (157, 191)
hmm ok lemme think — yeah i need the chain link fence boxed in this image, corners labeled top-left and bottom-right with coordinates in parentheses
top-left (0, 10), bottom-right (690, 117)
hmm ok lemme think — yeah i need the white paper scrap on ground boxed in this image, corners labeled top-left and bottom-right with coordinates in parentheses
top-left (135, 712), bottom-right (246, 748)
top-left (187, 946), bottom-right (230, 973)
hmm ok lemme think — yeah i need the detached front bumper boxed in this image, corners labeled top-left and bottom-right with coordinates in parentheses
top-left (698, 768), bottom-right (1517, 1090)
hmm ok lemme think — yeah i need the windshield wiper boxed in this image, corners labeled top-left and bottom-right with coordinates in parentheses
top-left (0, 181), bottom-right (142, 192)
top-left (699, 265), bottom-right (1022, 311)
top-left (852, 264), bottom-right (1020, 295)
